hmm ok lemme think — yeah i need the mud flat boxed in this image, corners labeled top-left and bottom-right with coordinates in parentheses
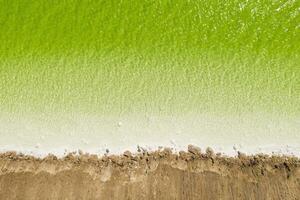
top-left (0, 147), bottom-right (299, 200)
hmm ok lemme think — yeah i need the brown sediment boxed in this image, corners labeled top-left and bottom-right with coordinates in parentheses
top-left (0, 147), bottom-right (299, 200)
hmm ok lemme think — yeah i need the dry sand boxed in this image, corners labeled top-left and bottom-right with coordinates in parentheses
top-left (0, 146), bottom-right (299, 200)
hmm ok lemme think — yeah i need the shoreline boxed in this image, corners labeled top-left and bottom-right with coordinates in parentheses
top-left (1, 147), bottom-right (299, 199)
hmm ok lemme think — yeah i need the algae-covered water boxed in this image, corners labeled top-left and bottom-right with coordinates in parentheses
top-left (0, 0), bottom-right (299, 155)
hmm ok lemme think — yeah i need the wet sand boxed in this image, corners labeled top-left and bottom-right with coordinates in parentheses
top-left (0, 147), bottom-right (299, 200)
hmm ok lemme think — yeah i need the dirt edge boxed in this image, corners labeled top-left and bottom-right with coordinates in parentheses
top-left (0, 146), bottom-right (299, 200)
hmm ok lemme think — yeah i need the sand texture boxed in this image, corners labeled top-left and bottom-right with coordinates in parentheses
top-left (0, 148), bottom-right (299, 200)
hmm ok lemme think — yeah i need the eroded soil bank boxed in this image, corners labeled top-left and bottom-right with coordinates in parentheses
top-left (0, 147), bottom-right (299, 200)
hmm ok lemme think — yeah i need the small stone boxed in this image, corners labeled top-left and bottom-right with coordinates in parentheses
top-left (123, 150), bottom-right (132, 158)
top-left (233, 145), bottom-right (237, 151)
top-left (206, 147), bottom-right (215, 157)
top-left (137, 145), bottom-right (141, 152)
top-left (188, 145), bottom-right (201, 155)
